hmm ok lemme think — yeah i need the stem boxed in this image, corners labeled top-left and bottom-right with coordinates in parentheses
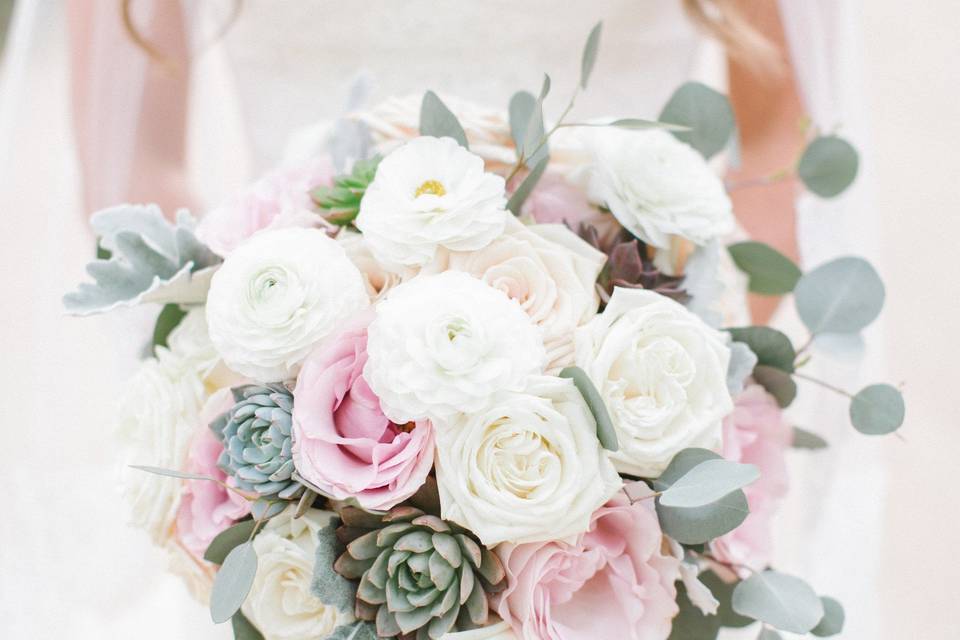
top-left (725, 168), bottom-right (792, 192)
top-left (793, 372), bottom-right (854, 398)
top-left (694, 550), bottom-right (757, 576)
top-left (505, 89), bottom-right (580, 183)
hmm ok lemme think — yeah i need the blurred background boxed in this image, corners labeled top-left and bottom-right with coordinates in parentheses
top-left (0, 1), bottom-right (957, 638)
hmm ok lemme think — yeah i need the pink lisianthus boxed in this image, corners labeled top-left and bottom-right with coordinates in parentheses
top-left (196, 156), bottom-right (335, 256)
top-left (495, 487), bottom-right (680, 640)
top-left (292, 311), bottom-right (435, 511)
top-left (711, 384), bottom-right (791, 570)
top-left (519, 172), bottom-right (598, 227)
top-left (175, 389), bottom-right (251, 559)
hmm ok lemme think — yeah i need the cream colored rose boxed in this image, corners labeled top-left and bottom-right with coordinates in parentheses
top-left (575, 288), bottom-right (733, 477)
top-left (337, 229), bottom-right (404, 301)
top-left (243, 509), bottom-right (353, 640)
top-left (423, 218), bottom-right (604, 372)
top-left (435, 376), bottom-right (622, 546)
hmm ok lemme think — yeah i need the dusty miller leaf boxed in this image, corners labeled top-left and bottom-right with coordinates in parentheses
top-left (311, 518), bottom-right (359, 613)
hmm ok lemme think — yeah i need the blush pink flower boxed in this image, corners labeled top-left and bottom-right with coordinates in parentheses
top-left (495, 488), bottom-right (679, 640)
top-left (292, 311), bottom-right (435, 511)
top-left (520, 172), bottom-right (598, 228)
top-left (197, 156), bottom-right (335, 256)
top-left (711, 384), bottom-right (791, 570)
top-left (175, 389), bottom-right (251, 558)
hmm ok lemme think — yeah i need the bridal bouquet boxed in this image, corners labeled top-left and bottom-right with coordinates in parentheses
top-left (66, 23), bottom-right (902, 640)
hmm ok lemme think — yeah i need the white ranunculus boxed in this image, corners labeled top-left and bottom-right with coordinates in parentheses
top-left (435, 376), bottom-right (622, 546)
top-left (586, 128), bottom-right (734, 249)
top-left (206, 227), bottom-right (369, 381)
top-left (364, 271), bottom-right (545, 423)
top-left (575, 288), bottom-right (733, 477)
top-left (337, 228), bottom-right (404, 302)
top-left (243, 508), bottom-right (353, 640)
top-left (118, 310), bottom-right (219, 545)
top-left (354, 136), bottom-right (509, 270)
top-left (423, 217), bottom-right (604, 372)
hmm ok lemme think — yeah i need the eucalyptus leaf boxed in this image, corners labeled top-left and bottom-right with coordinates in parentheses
top-left (506, 156), bottom-right (549, 215)
top-left (211, 542), bottom-right (258, 624)
top-left (810, 596), bottom-right (845, 636)
top-left (419, 91), bottom-right (468, 148)
top-left (758, 630), bottom-right (783, 640)
top-left (129, 465), bottom-right (213, 482)
top-left (798, 136), bottom-right (859, 198)
top-left (559, 366), bottom-right (619, 451)
top-left (659, 459), bottom-right (760, 508)
top-left (654, 449), bottom-right (749, 544)
top-left (752, 365), bottom-right (797, 408)
top-left (792, 427), bottom-right (828, 450)
top-left (728, 241), bottom-right (802, 295)
top-left (152, 303), bottom-right (187, 353)
top-left (231, 610), bottom-right (264, 640)
top-left (659, 82), bottom-right (735, 159)
top-left (580, 22), bottom-right (603, 88)
top-left (794, 256), bottom-right (885, 335)
top-left (205, 520), bottom-right (258, 565)
top-left (509, 91), bottom-right (548, 166)
top-left (668, 582), bottom-right (721, 640)
top-left (732, 570), bottom-right (824, 633)
top-left (698, 571), bottom-right (753, 628)
top-left (519, 75), bottom-right (551, 165)
top-left (683, 240), bottom-right (725, 328)
top-left (726, 326), bottom-right (796, 373)
top-left (609, 118), bottom-right (690, 131)
top-left (311, 517), bottom-right (360, 613)
top-left (849, 384), bottom-right (905, 435)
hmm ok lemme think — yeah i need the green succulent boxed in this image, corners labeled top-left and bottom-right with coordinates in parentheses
top-left (211, 383), bottom-right (303, 514)
top-left (311, 155), bottom-right (382, 226)
top-left (333, 505), bottom-right (506, 639)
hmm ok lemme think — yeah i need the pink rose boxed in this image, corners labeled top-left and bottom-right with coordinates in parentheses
top-left (495, 488), bottom-right (680, 640)
top-left (520, 172), bottom-right (597, 227)
top-left (197, 156), bottom-right (335, 256)
top-left (175, 389), bottom-right (251, 558)
top-left (292, 311), bottom-right (435, 511)
top-left (711, 384), bottom-right (791, 570)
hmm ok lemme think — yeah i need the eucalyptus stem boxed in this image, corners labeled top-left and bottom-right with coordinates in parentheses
top-left (694, 549), bottom-right (756, 576)
top-left (793, 372), bottom-right (854, 398)
top-left (505, 88), bottom-right (580, 184)
top-left (725, 168), bottom-right (792, 192)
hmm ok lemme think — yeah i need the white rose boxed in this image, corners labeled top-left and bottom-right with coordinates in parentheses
top-left (441, 618), bottom-right (518, 640)
top-left (586, 128), bottom-right (734, 249)
top-left (243, 508), bottom-right (353, 640)
top-left (337, 229), bottom-right (404, 302)
top-left (355, 136), bottom-right (509, 270)
top-left (364, 271), bottom-right (545, 423)
top-left (575, 288), bottom-right (733, 477)
top-left (118, 311), bottom-right (218, 545)
top-left (423, 217), bottom-right (604, 372)
top-left (206, 227), bottom-right (369, 381)
top-left (436, 375), bottom-right (622, 546)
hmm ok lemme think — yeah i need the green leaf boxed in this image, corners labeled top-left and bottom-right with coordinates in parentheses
top-left (732, 570), bottom-right (824, 633)
top-left (311, 517), bottom-right (361, 613)
top-left (152, 303), bottom-right (187, 353)
top-left (211, 542), bottom-right (258, 624)
top-left (728, 241), bottom-right (802, 295)
top-left (522, 75), bottom-right (552, 165)
top-left (328, 621), bottom-right (378, 640)
top-left (849, 384), bottom-right (905, 435)
top-left (798, 136), bottom-right (859, 198)
top-left (129, 465), bottom-right (213, 482)
top-left (811, 596), bottom-right (845, 636)
top-left (698, 571), bottom-right (753, 628)
top-left (419, 91), bottom-right (468, 148)
top-left (580, 22), bottom-right (603, 89)
top-left (659, 459), bottom-right (760, 508)
top-left (758, 630), bottom-right (783, 640)
top-left (509, 91), bottom-right (548, 166)
top-left (205, 520), bottom-right (258, 565)
top-left (659, 82), bottom-right (735, 159)
top-left (653, 449), bottom-right (749, 544)
top-left (559, 366), bottom-right (619, 451)
top-left (726, 326), bottom-right (796, 373)
top-left (231, 611), bottom-right (264, 640)
top-left (506, 156), bottom-right (549, 215)
top-left (794, 257), bottom-right (885, 335)
top-left (752, 365), bottom-right (797, 408)
top-left (667, 581), bottom-right (721, 640)
top-left (792, 427), bottom-right (828, 450)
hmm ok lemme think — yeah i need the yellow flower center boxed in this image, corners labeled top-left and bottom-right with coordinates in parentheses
top-left (414, 180), bottom-right (446, 198)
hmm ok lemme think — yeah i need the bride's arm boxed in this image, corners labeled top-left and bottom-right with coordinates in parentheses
top-left (726, 0), bottom-right (805, 325)
top-left (67, 1), bottom-right (193, 218)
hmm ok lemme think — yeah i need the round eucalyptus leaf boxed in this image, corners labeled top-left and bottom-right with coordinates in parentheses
top-left (659, 82), bottom-right (735, 159)
top-left (792, 427), bottom-right (828, 450)
top-left (668, 582), bottom-right (721, 640)
top-left (419, 91), bottom-right (468, 148)
top-left (798, 136), bottom-right (859, 198)
top-left (698, 571), bottom-right (753, 628)
top-left (732, 570), bottom-right (824, 633)
top-left (849, 384), bottom-right (905, 435)
top-left (559, 366), bottom-right (619, 451)
top-left (728, 241), bottom-right (802, 295)
top-left (794, 257), bottom-right (885, 335)
top-left (759, 630), bottom-right (783, 640)
top-left (210, 542), bottom-right (258, 624)
top-left (204, 520), bottom-right (258, 565)
top-left (811, 596), bottom-right (845, 637)
top-left (659, 459), bottom-right (759, 508)
top-left (752, 365), bottom-right (797, 408)
top-left (726, 326), bottom-right (796, 373)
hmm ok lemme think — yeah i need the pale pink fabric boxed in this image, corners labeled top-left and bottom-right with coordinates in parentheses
top-left (196, 156), bottom-right (335, 256)
top-left (711, 384), bottom-right (791, 570)
top-left (175, 389), bottom-right (251, 558)
top-left (291, 311), bottom-right (434, 511)
top-left (495, 488), bottom-right (679, 640)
